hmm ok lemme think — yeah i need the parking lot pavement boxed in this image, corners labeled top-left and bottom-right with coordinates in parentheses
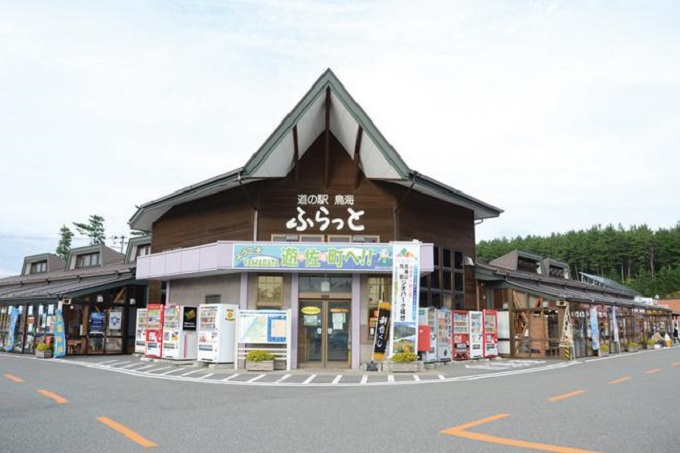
top-left (47, 354), bottom-right (573, 387)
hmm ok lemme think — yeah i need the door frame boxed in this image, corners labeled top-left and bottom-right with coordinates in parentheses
top-left (297, 298), bottom-right (351, 369)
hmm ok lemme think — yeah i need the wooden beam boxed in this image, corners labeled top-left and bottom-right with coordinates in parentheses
top-left (324, 87), bottom-right (331, 188)
top-left (353, 125), bottom-right (363, 189)
top-left (293, 125), bottom-right (300, 187)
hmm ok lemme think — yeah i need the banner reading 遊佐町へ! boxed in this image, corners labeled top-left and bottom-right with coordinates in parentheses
top-left (389, 242), bottom-right (420, 357)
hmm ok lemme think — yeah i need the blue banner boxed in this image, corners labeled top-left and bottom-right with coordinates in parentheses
top-left (6, 307), bottom-right (18, 352)
top-left (54, 309), bottom-right (66, 358)
top-left (233, 243), bottom-right (393, 271)
top-left (89, 312), bottom-right (105, 335)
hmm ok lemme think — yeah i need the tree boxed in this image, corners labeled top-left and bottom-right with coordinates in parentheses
top-left (73, 215), bottom-right (106, 245)
top-left (56, 225), bottom-right (73, 260)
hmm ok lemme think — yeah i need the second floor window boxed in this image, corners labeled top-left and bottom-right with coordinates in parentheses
top-left (75, 253), bottom-right (100, 268)
top-left (30, 261), bottom-right (47, 274)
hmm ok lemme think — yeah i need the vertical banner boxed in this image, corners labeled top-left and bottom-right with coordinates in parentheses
top-left (611, 307), bottom-right (620, 343)
top-left (589, 307), bottom-right (600, 351)
top-left (371, 302), bottom-right (391, 361)
top-left (6, 306), bottom-right (18, 352)
top-left (560, 303), bottom-right (573, 347)
top-left (389, 242), bottom-right (420, 357)
top-left (54, 309), bottom-right (66, 358)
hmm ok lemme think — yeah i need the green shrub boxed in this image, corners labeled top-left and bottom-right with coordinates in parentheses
top-left (245, 350), bottom-right (275, 362)
top-left (391, 352), bottom-right (417, 363)
top-left (599, 344), bottom-right (609, 353)
top-left (628, 341), bottom-right (638, 349)
top-left (36, 342), bottom-right (53, 352)
top-left (646, 338), bottom-right (656, 346)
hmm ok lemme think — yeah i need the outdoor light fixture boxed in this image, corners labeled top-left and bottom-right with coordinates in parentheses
top-left (96, 295), bottom-right (104, 303)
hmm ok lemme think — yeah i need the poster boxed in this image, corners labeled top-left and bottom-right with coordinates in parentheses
top-left (182, 306), bottom-right (197, 331)
top-left (89, 312), bottom-right (105, 335)
top-left (108, 309), bottom-right (123, 331)
top-left (54, 309), bottom-right (66, 358)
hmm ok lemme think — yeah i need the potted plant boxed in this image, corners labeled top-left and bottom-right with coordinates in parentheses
top-left (598, 343), bottom-right (609, 356)
top-left (245, 350), bottom-right (276, 371)
top-left (388, 352), bottom-right (419, 372)
top-left (626, 341), bottom-right (639, 352)
top-left (35, 342), bottom-right (53, 359)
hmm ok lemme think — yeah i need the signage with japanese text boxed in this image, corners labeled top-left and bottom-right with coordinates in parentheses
top-left (233, 243), bottom-right (393, 271)
top-left (372, 302), bottom-right (391, 361)
top-left (285, 193), bottom-right (365, 232)
top-left (54, 309), bottom-right (66, 358)
top-left (389, 242), bottom-right (420, 357)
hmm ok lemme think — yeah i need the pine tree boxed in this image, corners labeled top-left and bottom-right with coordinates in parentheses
top-left (73, 215), bottom-right (106, 245)
top-left (56, 225), bottom-right (73, 260)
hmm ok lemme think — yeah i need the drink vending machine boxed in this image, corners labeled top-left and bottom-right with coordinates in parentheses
top-left (452, 310), bottom-right (470, 360)
top-left (468, 310), bottom-right (484, 359)
top-left (483, 309), bottom-right (498, 358)
top-left (417, 307), bottom-right (438, 362)
top-left (197, 304), bottom-right (238, 363)
top-left (437, 308), bottom-right (452, 361)
top-left (145, 304), bottom-right (164, 358)
top-left (134, 308), bottom-right (147, 354)
top-left (162, 305), bottom-right (198, 360)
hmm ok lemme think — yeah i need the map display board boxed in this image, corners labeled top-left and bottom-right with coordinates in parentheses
top-left (238, 310), bottom-right (288, 344)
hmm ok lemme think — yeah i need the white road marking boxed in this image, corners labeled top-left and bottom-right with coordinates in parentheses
top-left (248, 374), bottom-right (266, 383)
top-left (332, 375), bottom-right (342, 384)
top-left (221, 374), bottom-right (240, 381)
top-left (276, 374), bottom-right (291, 383)
top-left (302, 374), bottom-right (317, 384)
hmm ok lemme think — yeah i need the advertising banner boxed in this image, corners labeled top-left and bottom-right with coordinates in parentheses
top-left (560, 304), bottom-right (574, 347)
top-left (389, 242), bottom-right (420, 356)
top-left (6, 306), bottom-right (18, 352)
top-left (233, 243), bottom-right (393, 271)
top-left (612, 307), bottom-right (620, 343)
top-left (372, 302), bottom-right (391, 361)
top-left (589, 307), bottom-right (600, 350)
top-left (108, 309), bottom-right (123, 330)
top-left (238, 310), bottom-right (288, 344)
top-left (54, 309), bottom-right (66, 358)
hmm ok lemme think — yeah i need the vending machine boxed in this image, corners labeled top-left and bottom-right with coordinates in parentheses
top-left (197, 304), bottom-right (238, 363)
top-left (145, 304), bottom-right (164, 358)
top-left (134, 308), bottom-right (147, 354)
top-left (483, 309), bottom-right (498, 358)
top-left (497, 311), bottom-right (511, 356)
top-left (469, 310), bottom-right (484, 359)
top-left (417, 307), bottom-right (438, 362)
top-left (452, 310), bottom-right (470, 360)
top-left (162, 305), bottom-right (198, 360)
top-left (437, 308), bottom-right (452, 361)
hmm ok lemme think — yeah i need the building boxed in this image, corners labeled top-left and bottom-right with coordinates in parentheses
top-left (0, 237), bottom-right (150, 355)
top-left (476, 250), bottom-right (673, 358)
top-left (130, 69), bottom-right (503, 370)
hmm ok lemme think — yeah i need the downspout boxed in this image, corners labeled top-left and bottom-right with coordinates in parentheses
top-left (393, 172), bottom-right (417, 241)
top-left (238, 171), bottom-right (259, 241)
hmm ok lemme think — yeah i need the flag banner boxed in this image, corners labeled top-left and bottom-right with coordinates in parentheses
top-left (560, 303), bottom-right (574, 347)
top-left (590, 307), bottom-right (600, 351)
top-left (54, 309), bottom-right (66, 358)
top-left (389, 242), bottom-right (420, 357)
top-left (6, 307), bottom-right (18, 352)
top-left (372, 302), bottom-right (391, 361)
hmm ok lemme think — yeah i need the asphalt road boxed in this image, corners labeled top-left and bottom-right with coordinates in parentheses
top-left (2, 348), bottom-right (680, 452)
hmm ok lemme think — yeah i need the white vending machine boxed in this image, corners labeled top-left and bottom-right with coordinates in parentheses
top-left (417, 307), bottom-right (438, 362)
top-left (437, 309), bottom-right (452, 361)
top-left (197, 304), bottom-right (238, 363)
top-left (469, 310), bottom-right (484, 359)
top-left (134, 308), bottom-right (147, 354)
top-left (162, 305), bottom-right (198, 360)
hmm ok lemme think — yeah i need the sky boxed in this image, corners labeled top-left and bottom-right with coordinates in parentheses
top-left (1, 0), bottom-right (679, 277)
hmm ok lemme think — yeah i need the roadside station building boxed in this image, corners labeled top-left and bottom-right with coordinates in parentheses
top-left (131, 69), bottom-right (503, 370)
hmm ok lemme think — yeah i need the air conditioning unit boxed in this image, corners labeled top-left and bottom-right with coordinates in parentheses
top-left (556, 300), bottom-right (567, 307)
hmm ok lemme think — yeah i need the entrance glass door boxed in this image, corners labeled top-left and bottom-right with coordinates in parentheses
top-left (298, 300), bottom-right (350, 368)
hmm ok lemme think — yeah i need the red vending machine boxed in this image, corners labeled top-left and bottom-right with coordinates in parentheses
top-left (145, 304), bottom-right (164, 358)
top-left (483, 309), bottom-right (498, 358)
top-left (452, 310), bottom-right (470, 361)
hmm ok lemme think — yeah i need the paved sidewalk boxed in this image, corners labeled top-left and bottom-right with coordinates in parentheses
top-left (45, 353), bottom-right (574, 387)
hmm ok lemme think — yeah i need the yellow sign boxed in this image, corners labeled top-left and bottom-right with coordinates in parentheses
top-left (301, 306), bottom-right (321, 315)
top-left (225, 309), bottom-right (235, 321)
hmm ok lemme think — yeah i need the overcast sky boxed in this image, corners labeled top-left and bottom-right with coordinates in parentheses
top-left (1, 0), bottom-right (679, 277)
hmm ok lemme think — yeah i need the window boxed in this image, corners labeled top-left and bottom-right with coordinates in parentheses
top-left (352, 235), bottom-right (379, 243)
top-left (300, 234), bottom-right (324, 243)
top-left (257, 276), bottom-right (283, 307)
top-left (75, 253), bottom-right (100, 268)
top-left (30, 261), bottom-right (47, 274)
top-left (136, 245), bottom-right (151, 258)
top-left (271, 234), bottom-right (299, 242)
top-left (328, 235), bottom-right (351, 243)
top-left (205, 294), bottom-right (221, 304)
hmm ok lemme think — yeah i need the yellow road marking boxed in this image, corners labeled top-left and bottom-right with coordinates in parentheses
top-left (441, 413), bottom-right (509, 433)
top-left (645, 368), bottom-right (662, 374)
top-left (37, 389), bottom-right (69, 404)
top-left (97, 417), bottom-right (157, 448)
top-left (441, 414), bottom-right (599, 453)
top-left (450, 428), bottom-right (599, 453)
top-left (4, 374), bottom-right (24, 383)
top-left (608, 376), bottom-right (632, 385)
top-left (671, 362), bottom-right (680, 367)
top-left (548, 390), bottom-right (585, 402)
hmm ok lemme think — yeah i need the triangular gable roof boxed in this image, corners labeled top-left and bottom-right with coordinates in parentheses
top-left (129, 69), bottom-right (502, 231)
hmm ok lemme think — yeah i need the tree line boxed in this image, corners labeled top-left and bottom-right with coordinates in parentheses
top-left (476, 222), bottom-right (680, 299)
